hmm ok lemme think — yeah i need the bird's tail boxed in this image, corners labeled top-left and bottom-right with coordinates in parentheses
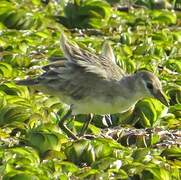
top-left (16, 78), bottom-right (39, 86)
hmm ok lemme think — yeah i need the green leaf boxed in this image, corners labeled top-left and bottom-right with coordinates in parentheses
top-left (132, 149), bottom-right (151, 162)
top-left (65, 139), bottom-right (95, 165)
top-left (0, 62), bottom-right (13, 78)
top-left (3, 173), bottom-right (39, 180)
top-left (26, 131), bottom-right (61, 154)
top-left (161, 147), bottom-right (181, 160)
top-left (151, 10), bottom-right (177, 24)
top-left (142, 165), bottom-right (170, 180)
top-left (92, 157), bottom-right (122, 170)
top-left (63, 0), bottom-right (111, 28)
top-left (165, 59), bottom-right (181, 73)
top-left (135, 98), bottom-right (166, 127)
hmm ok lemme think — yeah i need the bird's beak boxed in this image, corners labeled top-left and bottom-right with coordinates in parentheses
top-left (153, 90), bottom-right (169, 107)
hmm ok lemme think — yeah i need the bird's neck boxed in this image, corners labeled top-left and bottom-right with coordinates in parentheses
top-left (120, 74), bottom-right (144, 101)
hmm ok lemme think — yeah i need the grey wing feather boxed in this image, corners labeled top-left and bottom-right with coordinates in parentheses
top-left (60, 33), bottom-right (124, 80)
top-left (17, 34), bottom-right (125, 100)
top-left (37, 60), bottom-right (100, 99)
top-left (16, 78), bottom-right (39, 85)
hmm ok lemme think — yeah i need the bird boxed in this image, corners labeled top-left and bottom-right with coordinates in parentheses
top-left (16, 33), bottom-right (169, 140)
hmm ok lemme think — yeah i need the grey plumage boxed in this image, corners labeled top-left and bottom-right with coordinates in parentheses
top-left (16, 34), bottom-right (168, 110)
top-left (16, 34), bottom-right (125, 105)
top-left (16, 33), bottom-right (168, 139)
top-left (16, 78), bottom-right (39, 86)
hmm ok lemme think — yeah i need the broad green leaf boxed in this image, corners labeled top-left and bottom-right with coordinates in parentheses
top-left (161, 147), bottom-right (181, 160)
top-left (151, 10), bottom-right (177, 25)
top-left (26, 131), bottom-right (61, 154)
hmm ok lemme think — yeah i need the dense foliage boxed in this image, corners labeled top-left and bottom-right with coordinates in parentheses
top-left (0, 0), bottom-right (180, 179)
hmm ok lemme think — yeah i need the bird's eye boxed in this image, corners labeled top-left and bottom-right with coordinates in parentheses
top-left (146, 82), bottom-right (153, 90)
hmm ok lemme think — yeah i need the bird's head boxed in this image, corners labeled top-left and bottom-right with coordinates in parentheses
top-left (134, 71), bottom-right (169, 106)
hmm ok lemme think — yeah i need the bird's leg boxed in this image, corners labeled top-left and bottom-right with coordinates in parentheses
top-left (79, 114), bottom-right (93, 137)
top-left (58, 107), bottom-right (78, 140)
top-left (104, 114), bottom-right (113, 127)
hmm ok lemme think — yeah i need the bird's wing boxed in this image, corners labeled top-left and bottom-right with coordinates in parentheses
top-left (16, 34), bottom-right (125, 100)
top-left (60, 34), bottom-right (125, 81)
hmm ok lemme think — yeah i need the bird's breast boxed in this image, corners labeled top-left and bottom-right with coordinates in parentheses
top-left (71, 96), bottom-right (136, 115)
